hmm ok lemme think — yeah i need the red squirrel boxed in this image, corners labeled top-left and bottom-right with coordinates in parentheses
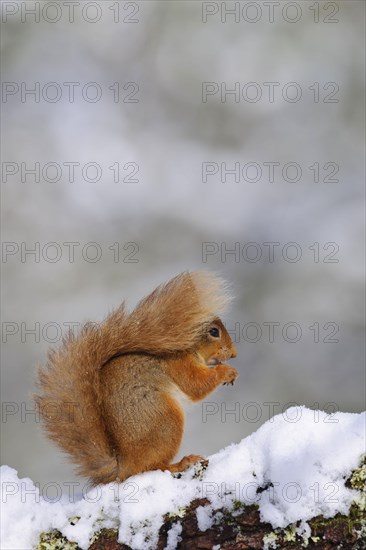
top-left (35, 271), bottom-right (238, 485)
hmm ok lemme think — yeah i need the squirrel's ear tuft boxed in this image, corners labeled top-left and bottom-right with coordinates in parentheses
top-left (189, 271), bottom-right (232, 319)
top-left (127, 270), bottom-right (232, 353)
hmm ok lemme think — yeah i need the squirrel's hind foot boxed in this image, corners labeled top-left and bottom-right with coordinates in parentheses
top-left (167, 454), bottom-right (205, 474)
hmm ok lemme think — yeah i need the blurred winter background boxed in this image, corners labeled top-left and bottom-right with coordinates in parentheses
top-left (1, 1), bottom-right (365, 489)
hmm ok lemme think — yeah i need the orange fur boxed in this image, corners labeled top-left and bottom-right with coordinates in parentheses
top-left (35, 271), bottom-right (238, 485)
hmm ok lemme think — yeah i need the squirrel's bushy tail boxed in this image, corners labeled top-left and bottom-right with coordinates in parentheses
top-left (35, 271), bottom-right (230, 484)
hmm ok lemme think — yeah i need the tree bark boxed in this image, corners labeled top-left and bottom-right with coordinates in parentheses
top-left (38, 498), bottom-right (365, 550)
top-left (38, 459), bottom-right (366, 550)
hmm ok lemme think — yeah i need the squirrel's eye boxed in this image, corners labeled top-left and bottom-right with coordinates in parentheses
top-left (209, 327), bottom-right (220, 338)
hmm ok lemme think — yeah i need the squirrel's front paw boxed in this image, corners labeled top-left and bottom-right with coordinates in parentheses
top-left (217, 364), bottom-right (238, 386)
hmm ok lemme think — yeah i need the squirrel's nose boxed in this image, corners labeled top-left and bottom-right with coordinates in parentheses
top-left (230, 348), bottom-right (237, 359)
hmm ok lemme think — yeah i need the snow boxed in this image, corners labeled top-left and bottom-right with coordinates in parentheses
top-left (196, 504), bottom-right (215, 531)
top-left (1, 407), bottom-right (365, 550)
top-left (165, 522), bottom-right (182, 550)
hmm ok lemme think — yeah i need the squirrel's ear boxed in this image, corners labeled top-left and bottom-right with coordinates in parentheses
top-left (189, 271), bottom-right (232, 318)
top-left (127, 270), bottom-right (232, 354)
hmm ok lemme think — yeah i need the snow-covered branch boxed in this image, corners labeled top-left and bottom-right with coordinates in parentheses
top-left (1, 407), bottom-right (365, 549)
